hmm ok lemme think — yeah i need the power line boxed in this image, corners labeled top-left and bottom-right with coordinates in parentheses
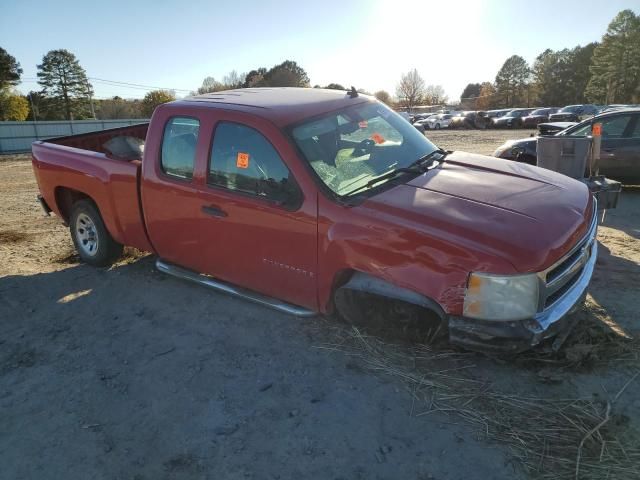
top-left (19, 76), bottom-right (192, 93)
top-left (88, 77), bottom-right (191, 92)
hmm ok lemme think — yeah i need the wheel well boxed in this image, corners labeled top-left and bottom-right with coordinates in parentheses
top-left (54, 187), bottom-right (93, 224)
top-left (331, 271), bottom-right (446, 322)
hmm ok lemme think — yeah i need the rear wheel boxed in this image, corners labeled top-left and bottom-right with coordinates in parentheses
top-left (69, 200), bottom-right (123, 267)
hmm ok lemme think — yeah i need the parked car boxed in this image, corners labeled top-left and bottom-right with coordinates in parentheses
top-left (413, 113), bottom-right (434, 122)
top-left (413, 114), bottom-right (438, 132)
top-left (449, 111), bottom-right (489, 129)
top-left (521, 108), bottom-right (559, 128)
top-left (485, 109), bottom-right (513, 125)
top-left (549, 104), bottom-right (599, 122)
top-left (426, 113), bottom-right (454, 129)
top-left (32, 87), bottom-right (597, 353)
top-left (599, 104), bottom-right (637, 114)
top-left (493, 108), bottom-right (640, 183)
top-left (537, 122), bottom-right (578, 135)
top-left (398, 111), bottom-right (412, 122)
top-left (491, 108), bottom-right (536, 128)
top-left (413, 118), bottom-right (431, 133)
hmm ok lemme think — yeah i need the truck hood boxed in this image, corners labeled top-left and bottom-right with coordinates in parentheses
top-left (361, 152), bottom-right (593, 273)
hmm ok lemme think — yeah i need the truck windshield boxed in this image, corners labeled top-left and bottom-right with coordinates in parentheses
top-left (291, 102), bottom-right (438, 197)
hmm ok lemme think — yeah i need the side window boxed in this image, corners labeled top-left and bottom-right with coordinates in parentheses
top-left (161, 117), bottom-right (199, 179)
top-left (209, 122), bottom-right (298, 205)
top-left (629, 116), bottom-right (640, 138)
top-left (601, 115), bottom-right (631, 138)
top-left (569, 122), bottom-right (593, 137)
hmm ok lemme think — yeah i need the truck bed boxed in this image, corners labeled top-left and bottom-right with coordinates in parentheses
top-left (46, 123), bottom-right (149, 160)
top-left (31, 123), bottom-right (154, 253)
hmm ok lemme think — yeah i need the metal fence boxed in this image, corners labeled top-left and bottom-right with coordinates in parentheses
top-left (0, 119), bottom-right (149, 154)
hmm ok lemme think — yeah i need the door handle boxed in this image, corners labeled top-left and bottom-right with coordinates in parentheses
top-left (202, 205), bottom-right (227, 218)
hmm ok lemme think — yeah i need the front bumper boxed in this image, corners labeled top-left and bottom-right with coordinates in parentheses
top-left (449, 217), bottom-right (598, 353)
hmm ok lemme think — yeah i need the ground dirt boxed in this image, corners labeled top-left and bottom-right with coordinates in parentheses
top-left (1, 130), bottom-right (639, 479)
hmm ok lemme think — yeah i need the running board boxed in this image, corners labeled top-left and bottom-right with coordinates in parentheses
top-left (155, 259), bottom-right (316, 317)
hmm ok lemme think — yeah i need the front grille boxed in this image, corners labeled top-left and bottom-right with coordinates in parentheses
top-left (540, 205), bottom-right (597, 310)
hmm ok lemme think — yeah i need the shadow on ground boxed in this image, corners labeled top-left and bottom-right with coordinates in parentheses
top-left (0, 258), bottom-right (521, 480)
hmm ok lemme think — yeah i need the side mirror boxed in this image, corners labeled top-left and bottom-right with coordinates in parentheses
top-left (259, 177), bottom-right (303, 211)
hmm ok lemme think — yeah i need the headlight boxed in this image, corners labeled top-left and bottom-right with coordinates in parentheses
top-left (463, 272), bottom-right (539, 321)
top-left (493, 141), bottom-right (514, 157)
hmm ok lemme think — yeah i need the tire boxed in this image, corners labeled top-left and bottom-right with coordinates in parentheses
top-left (435, 123), bottom-right (441, 130)
top-left (69, 200), bottom-right (123, 267)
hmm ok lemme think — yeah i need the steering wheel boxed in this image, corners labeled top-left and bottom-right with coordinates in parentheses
top-left (352, 138), bottom-right (376, 157)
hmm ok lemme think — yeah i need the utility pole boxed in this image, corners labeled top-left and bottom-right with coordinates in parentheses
top-left (87, 79), bottom-right (96, 119)
top-left (28, 92), bottom-right (40, 140)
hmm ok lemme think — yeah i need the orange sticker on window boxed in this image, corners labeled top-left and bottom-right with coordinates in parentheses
top-left (592, 123), bottom-right (602, 137)
top-left (371, 133), bottom-right (385, 144)
top-left (236, 152), bottom-right (249, 169)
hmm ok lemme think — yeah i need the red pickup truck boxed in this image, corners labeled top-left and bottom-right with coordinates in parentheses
top-left (31, 88), bottom-right (597, 352)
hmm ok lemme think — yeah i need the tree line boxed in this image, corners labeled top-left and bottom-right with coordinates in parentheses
top-left (0, 51), bottom-right (319, 121)
top-left (459, 9), bottom-right (640, 110)
top-left (0, 8), bottom-right (637, 121)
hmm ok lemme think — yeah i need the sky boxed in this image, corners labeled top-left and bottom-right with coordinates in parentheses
top-left (1, 0), bottom-right (637, 101)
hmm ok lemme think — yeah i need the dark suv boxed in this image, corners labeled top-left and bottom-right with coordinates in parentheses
top-left (449, 111), bottom-right (489, 129)
top-left (549, 105), bottom-right (600, 122)
top-left (521, 108), bottom-right (559, 128)
top-left (491, 108), bottom-right (536, 128)
top-left (493, 108), bottom-right (640, 183)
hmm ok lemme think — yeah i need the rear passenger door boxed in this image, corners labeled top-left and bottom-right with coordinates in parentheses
top-left (598, 114), bottom-right (635, 179)
top-left (602, 113), bottom-right (640, 182)
top-left (195, 118), bottom-right (318, 310)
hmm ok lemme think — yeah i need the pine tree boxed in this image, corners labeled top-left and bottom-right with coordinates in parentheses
top-left (494, 55), bottom-right (530, 107)
top-left (0, 47), bottom-right (22, 92)
top-left (37, 49), bottom-right (93, 120)
top-left (585, 10), bottom-right (640, 104)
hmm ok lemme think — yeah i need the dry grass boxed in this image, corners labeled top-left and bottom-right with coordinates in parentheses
top-left (515, 302), bottom-right (640, 370)
top-left (318, 314), bottom-right (640, 480)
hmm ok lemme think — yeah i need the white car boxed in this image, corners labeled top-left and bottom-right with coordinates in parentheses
top-left (426, 114), bottom-right (453, 129)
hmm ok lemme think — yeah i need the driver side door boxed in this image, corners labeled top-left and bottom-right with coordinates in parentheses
top-left (193, 115), bottom-right (319, 310)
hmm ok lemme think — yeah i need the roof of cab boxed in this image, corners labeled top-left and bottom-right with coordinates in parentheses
top-left (171, 87), bottom-right (373, 127)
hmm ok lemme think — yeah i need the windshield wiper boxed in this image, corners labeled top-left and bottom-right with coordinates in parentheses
top-left (410, 148), bottom-right (448, 169)
top-left (342, 149), bottom-right (447, 198)
top-left (341, 167), bottom-right (421, 197)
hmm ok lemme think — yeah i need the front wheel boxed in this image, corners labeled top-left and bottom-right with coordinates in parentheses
top-left (435, 123), bottom-right (441, 130)
top-left (69, 200), bottom-right (123, 267)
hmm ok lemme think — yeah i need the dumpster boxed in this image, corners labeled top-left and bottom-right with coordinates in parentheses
top-left (536, 129), bottom-right (620, 211)
top-left (536, 136), bottom-right (591, 179)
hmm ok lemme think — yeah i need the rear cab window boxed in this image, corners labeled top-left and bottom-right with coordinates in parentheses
top-left (208, 122), bottom-right (300, 206)
top-left (161, 117), bottom-right (200, 179)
